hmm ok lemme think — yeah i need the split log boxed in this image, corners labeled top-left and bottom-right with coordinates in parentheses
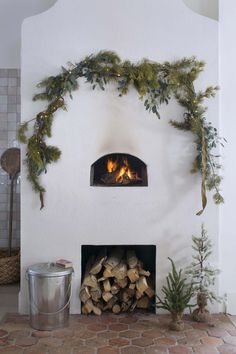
top-left (81, 256), bottom-right (98, 288)
top-left (112, 261), bottom-right (127, 280)
top-left (136, 276), bottom-right (148, 295)
top-left (129, 283), bottom-right (136, 290)
top-left (127, 250), bottom-right (138, 269)
top-left (127, 268), bottom-right (139, 283)
top-left (90, 284), bottom-right (102, 302)
top-left (139, 269), bottom-right (151, 277)
top-left (137, 260), bottom-right (144, 271)
top-left (135, 290), bottom-right (143, 300)
top-left (121, 300), bottom-right (132, 312)
top-left (137, 296), bottom-right (150, 309)
top-left (90, 249), bottom-right (107, 275)
top-left (112, 304), bottom-right (121, 314)
top-left (103, 279), bottom-right (111, 292)
top-left (104, 248), bottom-right (124, 269)
top-left (79, 286), bottom-right (91, 303)
top-left (83, 274), bottom-right (98, 288)
top-left (115, 277), bottom-right (128, 289)
top-left (104, 296), bottom-right (118, 310)
top-left (145, 286), bottom-right (155, 299)
top-left (103, 265), bottom-right (114, 278)
top-left (111, 283), bottom-right (120, 295)
top-left (145, 274), bottom-right (155, 298)
top-left (121, 288), bottom-right (135, 302)
top-left (102, 291), bottom-right (113, 303)
top-left (130, 299), bottom-right (138, 312)
top-left (82, 299), bottom-right (102, 316)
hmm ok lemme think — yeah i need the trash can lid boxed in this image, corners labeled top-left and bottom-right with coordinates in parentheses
top-left (27, 263), bottom-right (73, 277)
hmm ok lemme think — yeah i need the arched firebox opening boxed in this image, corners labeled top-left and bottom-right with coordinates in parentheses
top-left (90, 153), bottom-right (148, 187)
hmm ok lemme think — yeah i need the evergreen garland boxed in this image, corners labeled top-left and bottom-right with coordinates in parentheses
top-left (18, 51), bottom-right (224, 212)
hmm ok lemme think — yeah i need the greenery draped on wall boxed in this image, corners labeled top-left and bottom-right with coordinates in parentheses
top-left (18, 51), bottom-right (224, 213)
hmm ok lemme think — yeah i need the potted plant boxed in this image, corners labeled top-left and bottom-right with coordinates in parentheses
top-left (156, 258), bottom-right (194, 331)
top-left (186, 224), bottom-right (220, 322)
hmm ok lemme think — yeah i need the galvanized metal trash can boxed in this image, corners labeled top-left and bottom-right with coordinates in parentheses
top-left (27, 263), bottom-right (73, 330)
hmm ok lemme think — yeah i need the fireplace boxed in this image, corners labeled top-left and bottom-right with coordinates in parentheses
top-left (80, 245), bottom-right (156, 315)
top-left (90, 153), bottom-right (148, 187)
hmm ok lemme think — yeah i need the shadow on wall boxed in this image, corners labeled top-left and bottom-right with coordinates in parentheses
top-left (183, 0), bottom-right (218, 20)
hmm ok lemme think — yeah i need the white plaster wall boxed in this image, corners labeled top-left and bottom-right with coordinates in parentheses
top-left (0, 0), bottom-right (57, 68)
top-left (20, 0), bottom-right (219, 314)
top-left (184, 0), bottom-right (218, 20)
top-left (219, 0), bottom-right (236, 313)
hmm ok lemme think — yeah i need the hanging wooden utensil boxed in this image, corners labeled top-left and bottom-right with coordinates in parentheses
top-left (0, 148), bottom-right (20, 257)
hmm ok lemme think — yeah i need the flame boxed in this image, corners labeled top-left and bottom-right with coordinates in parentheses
top-left (106, 156), bottom-right (140, 184)
top-left (116, 166), bottom-right (127, 182)
top-left (107, 158), bottom-right (118, 173)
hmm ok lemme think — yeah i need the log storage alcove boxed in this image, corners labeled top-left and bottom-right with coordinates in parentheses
top-left (80, 245), bottom-right (156, 315)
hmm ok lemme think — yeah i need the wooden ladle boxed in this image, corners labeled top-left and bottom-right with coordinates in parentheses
top-left (0, 148), bottom-right (20, 256)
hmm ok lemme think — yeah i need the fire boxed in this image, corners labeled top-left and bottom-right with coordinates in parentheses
top-left (107, 158), bottom-right (118, 173)
top-left (106, 156), bottom-right (141, 184)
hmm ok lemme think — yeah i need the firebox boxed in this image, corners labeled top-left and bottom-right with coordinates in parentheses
top-left (90, 153), bottom-right (148, 186)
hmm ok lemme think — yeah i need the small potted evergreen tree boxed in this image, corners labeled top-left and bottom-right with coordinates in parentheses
top-left (156, 258), bottom-right (194, 331)
top-left (186, 224), bottom-right (220, 322)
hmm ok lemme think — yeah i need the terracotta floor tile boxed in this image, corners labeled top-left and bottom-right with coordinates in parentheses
top-left (121, 346), bottom-right (145, 353)
top-left (109, 323), bottom-right (129, 331)
top-left (52, 328), bottom-right (75, 338)
top-left (142, 329), bottom-right (164, 339)
top-left (0, 346), bottom-right (25, 353)
top-left (87, 323), bottom-right (107, 332)
top-left (8, 329), bottom-right (31, 339)
top-left (0, 313), bottom-right (235, 354)
top-left (86, 336), bottom-right (108, 347)
top-left (120, 330), bottom-right (140, 338)
top-left (97, 346), bottom-right (119, 354)
top-left (145, 346), bottom-right (168, 354)
top-left (15, 336), bottom-right (38, 347)
top-left (132, 337), bottom-right (154, 347)
top-left (32, 330), bottom-right (52, 338)
top-left (119, 316), bottom-right (138, 324)
top-left (201, 335), bottom-right (223, 346)
top-left (73, 346), bottom-right (96, 354)
top-left (193, 344), bottom-right (219, 353)
top-left (207, 327), bottom-right (229, 338)
top-left (218, 343), bottom-right (236, 353)
top-left (155, 337), bottom-right (176, 346)
top-left (168, 345), bottom-right (192, 354)
top-left (38, 337), bottom-right (63, 347)
top-left (223, 334), bottom-right (236, 345)
top-left (0, 329), bottom-right (8, 338)
top-left (109, 337), bottom-right (130, 346)
top-left (75, 329), bottom-right (96, 339)
top-left (98, 330), bottom-right (118, 339)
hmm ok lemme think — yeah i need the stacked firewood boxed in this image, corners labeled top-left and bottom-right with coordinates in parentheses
top-left (79, 248), bottom-right (155, 315)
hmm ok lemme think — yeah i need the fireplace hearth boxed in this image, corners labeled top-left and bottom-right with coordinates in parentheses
top-left (90, 153), bottom-right (148, 187)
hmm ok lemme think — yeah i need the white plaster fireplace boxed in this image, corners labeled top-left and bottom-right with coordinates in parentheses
top-left (20, 0), bottom-right (219, 314)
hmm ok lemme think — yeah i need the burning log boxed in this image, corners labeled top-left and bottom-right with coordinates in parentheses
top-left (80, 248), bottom-right (155, 315)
